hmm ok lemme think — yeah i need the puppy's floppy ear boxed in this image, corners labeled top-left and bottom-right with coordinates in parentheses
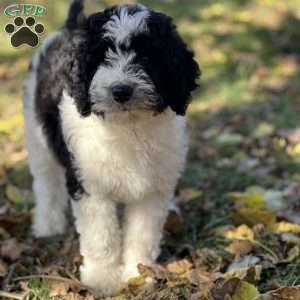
top-left (147, 12), bottom-right (200, 115)
top-left (66, 11), bottom-right (111, 116)
top-left (67, 33), bottom-right (91, 116)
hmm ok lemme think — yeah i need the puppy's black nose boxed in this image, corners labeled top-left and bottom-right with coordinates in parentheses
top-left (112, 84), bottom-right (133, 103)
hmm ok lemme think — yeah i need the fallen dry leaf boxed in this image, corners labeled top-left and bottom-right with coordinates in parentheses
top-left (212, 278), bottom-right (260, 300)
top-left (138, 264), bottom-right (166, 281)
top-left (258, 286), bottom-right (300, 300)
top-left (49, 280), bottom-right (71, 297)
top-left (193, 248), bottom-right (223, 273)
top-left (228, 190), bottom-right (266, 209)
top-left (0, 238), bottom-right (27, 261)
top-left (226, 240), bottom-right (253, 256)
top-left (5, 184), bottom-right (23, 204)
top-left (126, 275), bottom-right (146, 288)
top-left (64, 292), bottom-right (96, 300)
top-left (226, 264), bottom-right (262, 284)
top-left (231, 208), bottom-right (276, 229)
top-left (166, 259), bottom-right (193, 275)
top-left (0, 212), bottom-right (31, 234)
top-left (164, 210), bottom-right (185, 237)
top-left (231, 280), bottom-right (260, 300)
top-left (224, 225), bottom-right (255, 241)
top-left (212, 277), bottom-right (241, 300)
top-left (272, 222), bottom-right (300, 234)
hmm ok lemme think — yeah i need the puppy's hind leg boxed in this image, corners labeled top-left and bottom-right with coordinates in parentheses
top-left (25, 115), bottom-right (68, 238)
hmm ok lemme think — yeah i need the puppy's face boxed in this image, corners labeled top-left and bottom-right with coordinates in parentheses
top-left (80, 4), bottom-right (200, 117)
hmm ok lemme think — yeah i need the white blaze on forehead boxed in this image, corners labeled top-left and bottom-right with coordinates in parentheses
top-left (105, 47), bottom-right (135, 66)
top-left (103, 5), bottom-right (149, 45)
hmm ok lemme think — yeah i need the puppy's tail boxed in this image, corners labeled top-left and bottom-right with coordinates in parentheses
top-left (65, 0), bottom-right (86, 30)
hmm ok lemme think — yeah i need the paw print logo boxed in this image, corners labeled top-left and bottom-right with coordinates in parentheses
top-left (5, 16), bottom-right (45, 48)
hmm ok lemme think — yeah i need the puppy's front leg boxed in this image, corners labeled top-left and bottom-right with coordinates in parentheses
top-left (72, 195), bottom-right (121, 296)
top-left (122, 195), bottom-right (169, 281)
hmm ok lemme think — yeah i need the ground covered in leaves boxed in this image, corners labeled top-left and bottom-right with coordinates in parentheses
top-left (1, 0), bottom-right (300, 299)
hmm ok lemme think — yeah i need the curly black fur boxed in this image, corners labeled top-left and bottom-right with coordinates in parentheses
top-left (131, 11), bottom-right (200, 115)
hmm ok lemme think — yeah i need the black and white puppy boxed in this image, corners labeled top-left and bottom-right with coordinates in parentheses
top-left (24, 0), bottom-right (200, 296)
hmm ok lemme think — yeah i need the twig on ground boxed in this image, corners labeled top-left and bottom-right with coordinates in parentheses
top-left (0, 291), bottom-right (24, 300)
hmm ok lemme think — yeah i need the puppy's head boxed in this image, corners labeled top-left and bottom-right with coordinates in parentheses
top-left (76, 4), bottom-right (200, 117)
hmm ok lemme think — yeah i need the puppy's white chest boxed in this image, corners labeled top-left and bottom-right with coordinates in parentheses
top-left (59, 95), bottom-right (187, 202)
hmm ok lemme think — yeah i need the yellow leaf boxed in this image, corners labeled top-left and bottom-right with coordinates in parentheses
top-left (228, 191), bottom-right (266, 209)
top-left (166, 259), bottom-right (193, 275)
top-left (290, 144), bottom-right (300, 157)
top-left (272, 222), bottom-right (300, 234)
top-left (224, 225), bottom-right (254, 241)
top-left (213, 225), bottom-right (234, 236)
top-left (127, 275), bottom-right (146, 287)
top-left (5, 184), bottom-right (23, 204)
top-left (231, 281), bottom-right (260, 300)
top-left (252, 122), bottom-right (275, 139)
top-left (231, 208), bottom-right (276, 229)
top-left (120, 275), bottom-right (146, 295)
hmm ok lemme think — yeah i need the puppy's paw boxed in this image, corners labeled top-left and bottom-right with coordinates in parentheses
top-left (122, 263), bottom-right (141, 283)
top-left (80, 260), bottom-right (122, 297)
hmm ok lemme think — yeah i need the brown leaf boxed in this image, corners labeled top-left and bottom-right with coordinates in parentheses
top-left (0, 238), bottom-right (27, 261)
top-left (193, 249), bottom-right (223, 273)
top-left (164, 210), bottom-right (185, 237)
top-left (49, 280), bottom-right (71, 297)
top-left (226, 240), bottom-right (253, 256)
top-left (258, 286), bottom-right (300, 300)
top-left (212, 278), bottom-right (260, 300)
top-left (0, 212), bottom-right (31, 234)
top-left (212, 278), bottom-right (242, 300)
top-left (281, 128), bottom-right (300, 144)
top-left (137, 264), bottom-right (166, 281)
top-left (189, 269), bottom-right (222, 298)
top-left (64, 292), bottom-right (87, 300)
